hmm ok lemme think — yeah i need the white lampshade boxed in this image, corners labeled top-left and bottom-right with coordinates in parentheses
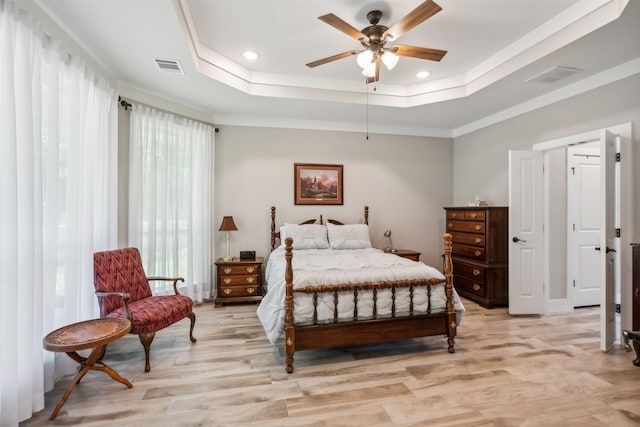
top-left (381, 51), bottom-right (399, 70)
top-left (356, 50), bottom-right (374, 69)
top-left (362, 61), bottom-right (376, 77)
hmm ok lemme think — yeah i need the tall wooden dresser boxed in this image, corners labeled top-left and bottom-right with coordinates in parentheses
top-left (444, 206), bottom-right (508, 308)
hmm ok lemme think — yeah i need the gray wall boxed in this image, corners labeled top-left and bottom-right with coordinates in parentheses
top-left (452, 73), bottom-right (640, 211)
top-left (213, 127), bottom-right (453, 267)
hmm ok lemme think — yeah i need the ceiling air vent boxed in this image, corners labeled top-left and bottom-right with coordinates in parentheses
top-left (153, 58), bottom-right (184, 74)
top-left (526, 66), bottom-right (582, 84)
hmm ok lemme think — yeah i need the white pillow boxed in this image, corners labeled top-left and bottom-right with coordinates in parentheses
top-left (283, 223), bottom-right (329, 249)
top-left (279, 226), bottom-right (286, 241)
top-left (327, 223), bottom-right (372, 249)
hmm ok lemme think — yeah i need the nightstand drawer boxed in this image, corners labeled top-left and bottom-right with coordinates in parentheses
top-left (219, 265), bottom-right (259, 275)
top-left (214, 257), bottom-right (264, 307)
top-left (220, 274), bottom-right (259, 286)
top-left (220, 285), bottom-right (260, 298)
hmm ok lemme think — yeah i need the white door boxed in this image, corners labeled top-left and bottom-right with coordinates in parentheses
top-left (508, 151), bottom-right (544, 314)
top-left (567, 146), bottom-right (601, 307)
top-left (600, 130), bottom-right (616, 352)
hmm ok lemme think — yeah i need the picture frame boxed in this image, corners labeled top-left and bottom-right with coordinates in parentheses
top-left (294, 163), bottom-right (343, 205)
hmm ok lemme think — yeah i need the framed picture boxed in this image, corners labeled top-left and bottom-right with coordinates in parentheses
top-left (294, 163), bottom-right (343, 205)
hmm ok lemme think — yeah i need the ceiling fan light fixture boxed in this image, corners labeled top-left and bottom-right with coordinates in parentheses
top-left (362, 61), bottom-right (376, 77)
top-left (356, 50), bottom-right (374, 69)
top-left (381, 51), bottom-right (399, 70)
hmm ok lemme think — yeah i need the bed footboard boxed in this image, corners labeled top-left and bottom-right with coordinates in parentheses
top-left (283, 233), bottom-right (456, 373)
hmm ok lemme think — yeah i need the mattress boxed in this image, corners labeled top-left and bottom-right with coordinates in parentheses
top-left (257, 246), bottom-right (465, 344)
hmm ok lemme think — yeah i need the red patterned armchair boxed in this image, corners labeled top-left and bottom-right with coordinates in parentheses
top-left (93, 247), bottom-right (196, 372)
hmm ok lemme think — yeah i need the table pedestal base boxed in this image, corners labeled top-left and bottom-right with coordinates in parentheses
top-left (50, 344), bottom-right (133, 420)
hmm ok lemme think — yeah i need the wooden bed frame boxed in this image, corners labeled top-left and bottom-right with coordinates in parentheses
top-left (269, 206), bottom-right (456, 373)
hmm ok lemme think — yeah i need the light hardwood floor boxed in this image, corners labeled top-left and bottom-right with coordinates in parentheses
top-left (23, 298), bottom-right (640, 426)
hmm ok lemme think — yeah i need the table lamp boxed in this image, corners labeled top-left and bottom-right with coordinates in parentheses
top-left (384, 229), bottom-right (396, 253)
top-left (219, 216), bottom-right (238, 262)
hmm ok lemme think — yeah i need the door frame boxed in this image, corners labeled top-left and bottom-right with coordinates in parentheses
top-left (532, 122), bottom-right (633, 339)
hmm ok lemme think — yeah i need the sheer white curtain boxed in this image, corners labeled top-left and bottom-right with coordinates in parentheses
top-left (0, 1), bottom-right (117, 424)
top-left (128, 105), bottom-right (213, 302)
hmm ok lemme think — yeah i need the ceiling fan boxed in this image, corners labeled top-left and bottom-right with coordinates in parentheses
top-left (306, 0), bottom-right (448, 83)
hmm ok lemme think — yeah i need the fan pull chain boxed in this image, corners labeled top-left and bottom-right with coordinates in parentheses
top-left (366, 83), bottom-right (369, 140)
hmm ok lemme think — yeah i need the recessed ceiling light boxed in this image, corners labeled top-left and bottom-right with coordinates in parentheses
top-left (416, 71), bottom-right (430, 79)
top-left (243, 51), bottom-right (259, 61)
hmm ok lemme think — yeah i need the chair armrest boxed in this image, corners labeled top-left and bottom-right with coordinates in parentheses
top-left (147, 277), bottom-right (185, 295)
top-left (95, 291), bottom-right (133, 322)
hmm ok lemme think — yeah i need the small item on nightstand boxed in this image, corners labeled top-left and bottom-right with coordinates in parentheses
top-left (240, 250), bottom-right (256, 260)
top-left (383, 229), bottom-right (397, 253)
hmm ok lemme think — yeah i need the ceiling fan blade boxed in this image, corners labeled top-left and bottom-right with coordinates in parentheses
top-left (382, 0), bottom-right (442, 41)
top-left (366, 55), bottom-right (381, 84)
top-left (389, 45), bottom-right (447, 61)
top-left (306, 50), bottom-right (360, 68)
top-left (318, 13), bottom-right (367, 42)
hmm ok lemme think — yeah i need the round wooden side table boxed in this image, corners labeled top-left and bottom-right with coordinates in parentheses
top-left (43, 317), bottom-right (133, 420)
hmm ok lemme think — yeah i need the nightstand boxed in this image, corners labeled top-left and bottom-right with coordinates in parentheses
top-left (388, 249), bottom-right (421, 262)
top-left (214, 257), bottom-right (264, 307)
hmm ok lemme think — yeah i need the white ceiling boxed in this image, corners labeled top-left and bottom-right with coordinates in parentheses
top-left (37, 0), bottom-right (640, 137)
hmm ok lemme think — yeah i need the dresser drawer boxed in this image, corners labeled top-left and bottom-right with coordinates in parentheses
top-left (453, 261), bottom-right (485, 282)
top-left (219, 284), bottom-right (260, 298)
top-left (220, 274), bottom-right (259, 286)
top-left (452, 244), bottom-right (485, 260)
top-left (463, 210), bottom-right (485, 221)
top-left (446, 220), bottom-right (485, 234)
top-left (450, 232), bottom-right (485, 247)
top-left (454, 275), bottom-right (485, 297)
top-left (446, 210), bottom-right (465, 220)
top-left (219, 265), bottom-right (260, 275)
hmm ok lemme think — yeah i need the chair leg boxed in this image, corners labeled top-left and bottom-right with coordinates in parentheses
top-left (138, 332), bottom-right (156, 373)
top-left (188, 312), bottom-right (197, 343)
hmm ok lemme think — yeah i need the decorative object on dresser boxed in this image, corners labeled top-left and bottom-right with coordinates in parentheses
top-left (214, 257), bottom-right (264, 307)
top-left (383, 229), bottom-right (396, 252)
top-left (444, 206), bottom-right (508, 308)
top-left (218, 216), bottom-right (238, 262)
top-left (392, 249), bottom-right (421, 262)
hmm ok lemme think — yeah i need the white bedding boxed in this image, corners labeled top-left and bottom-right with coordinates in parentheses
top-left (257, 246), bottom-right (465, 344)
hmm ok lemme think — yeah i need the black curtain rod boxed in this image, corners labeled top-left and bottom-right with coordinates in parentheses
top-left (117, 96), bottom-right (219, 133)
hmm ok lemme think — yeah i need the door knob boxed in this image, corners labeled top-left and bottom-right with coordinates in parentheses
top-left (512, 237), bottom-right (526, 243)
top-left (606, 247), bottom-right (616, 253)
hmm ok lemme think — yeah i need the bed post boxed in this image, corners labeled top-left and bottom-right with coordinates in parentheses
top-left (271, 206), bottom-right (276, 251)
top-left (284, 237), bottom-right (295, 373)
top-left (443, 232), bottom-right (456, 353)
top-left (364, 205), bottom-right (369, 225)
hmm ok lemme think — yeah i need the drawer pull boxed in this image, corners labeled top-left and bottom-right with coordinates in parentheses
top-left (474, 250), bottom-right (482, 257)
top-left (469, 213), bottom-right (477, 218)
top-left (448, 223), bottom-right (453, 228)
top-left (246, 287), bottom-right (256, 294)
top-left (475, 238), bottom-right (482, 244)
top-left (452, 213), bottom-right (458, 218)
top-left (224, 268), bottom-right (232, 274)
top-left (223, 278), bottom-right (232, 284)
top-left (246, 277), bottom-right (255, 284)
top-left (474, 225), bottom-right (482, 231)
top-left (223, 288), bottom-right (232, 295)
top-left (246, 267), bottom-right (255, 273)
top-left (473, 284), bottom-right (481, 291)
top-left (473, 269), bottom-right (481, 276)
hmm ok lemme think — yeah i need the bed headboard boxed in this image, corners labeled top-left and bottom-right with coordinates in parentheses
top-left (270, 206), bottom-right (369, 251)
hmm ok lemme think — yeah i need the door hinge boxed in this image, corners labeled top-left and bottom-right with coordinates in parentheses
top-left (573, 279), bottom-right (576, 288)
top-left (616, 152), bottom-right (621, 162)
top-left (616, 228), bottom-right (621, 238)
top-left (616, 304), bottom-right (621, 313)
